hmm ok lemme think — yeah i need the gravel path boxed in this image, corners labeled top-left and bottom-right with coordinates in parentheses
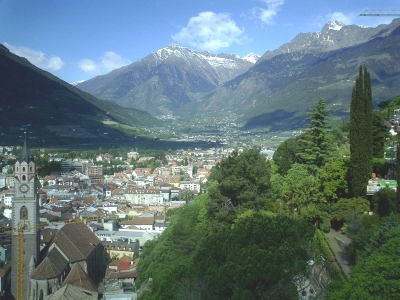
top-left (324, 229), bottom-right (351, 279)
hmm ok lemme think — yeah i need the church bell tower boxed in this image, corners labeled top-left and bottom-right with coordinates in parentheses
top-left (11, 134), bottom-right (39, 300)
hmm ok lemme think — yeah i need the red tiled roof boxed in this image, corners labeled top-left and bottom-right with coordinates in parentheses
top-left (118, 261), bottom-right (131, 271)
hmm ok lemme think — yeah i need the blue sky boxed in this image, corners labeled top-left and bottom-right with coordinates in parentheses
top-left (1, 0), bottom-right (398, 83)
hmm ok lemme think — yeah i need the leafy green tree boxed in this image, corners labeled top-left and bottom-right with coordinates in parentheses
top-left (7, 158), bottom-right (16, 166)
top-left (273, 138), bottom-right (298, 176)
top-left (345, 211), bottom-right (365, 239)
top-left (372, 187), bottom-right (397, 217)
top-left (38, 161), bottom-right (62, 177)
top-left (331, 197), bottom-right (370, 222)
top-left (279, 164), bottom-right (322, 214)
top-left (349, 65), bottom-right (373, 197)
top-left (362, 213), bottom-right (399, 260)
top-left (190, 213), bottom-right (314, 300)
top-left (137, 195), bottom-right (209, 300)
top-left (209, 149), bottom-right (271, 210)
top-left (342, 212), bottom-right (382, 265)
top-left (372, 158), bottom-right (389, 178)
top-left (319, 159), bottom-right (349, 202)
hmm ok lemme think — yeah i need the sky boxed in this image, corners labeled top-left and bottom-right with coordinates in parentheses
top-left (1, 0), bottom-right (398, 83)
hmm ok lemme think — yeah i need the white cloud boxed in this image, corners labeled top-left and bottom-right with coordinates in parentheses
top-left (251, 0), bottom-right (284, 25)
top-left (327, 12), bottom-right (353, 25)
top-left (78, 51), bottom-right (129, 74)
top-left (312, 12), bottom-right (355, 29)
top-left (78, 59), bottom-right (98, 72)
top-left (172, 11), bottom-right (246, 52)
top-left (4, 43), bottom-right (64, 71)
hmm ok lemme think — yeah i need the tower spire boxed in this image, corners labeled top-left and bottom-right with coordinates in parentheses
top-left (18, 132), bottom-right (34, 163)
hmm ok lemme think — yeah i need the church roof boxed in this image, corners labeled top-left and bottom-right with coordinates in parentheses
top-left (17, 133), bottom-right (34, 163)
top-left (47, 284), bottom-right (98, 300)
top-left (30, 247), bottom-right (68, 280)
top-left (61, 263), bottom-right (97, 293)
top-left (50, 222), bottom-right (100, 263)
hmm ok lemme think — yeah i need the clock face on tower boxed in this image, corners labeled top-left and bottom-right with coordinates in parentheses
top-left (19, 183), bottom-right (29, 194)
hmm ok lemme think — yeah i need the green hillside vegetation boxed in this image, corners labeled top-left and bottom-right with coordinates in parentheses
top-left (234, 27), bottom-right (400, 130)
top-left (0, 44), bottom-right (159, 146)
top-left (137, 76), bottom-right (400, 298)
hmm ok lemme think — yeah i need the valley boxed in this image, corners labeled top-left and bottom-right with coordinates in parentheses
top-left (149, 110), bottom-right (298, 150)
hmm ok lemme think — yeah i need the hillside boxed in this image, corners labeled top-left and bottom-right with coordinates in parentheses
top-left (0, 44), bottom-right (159, 146)
top-left (191, 19), bottom-right (400, 130)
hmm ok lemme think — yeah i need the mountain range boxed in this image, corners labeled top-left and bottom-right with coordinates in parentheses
top-left (2, 18), bottom-right (400, 147)
top-left (78, 19), bottom-right (400, 130)
top-left (77, 44), bottom-right (258, 115)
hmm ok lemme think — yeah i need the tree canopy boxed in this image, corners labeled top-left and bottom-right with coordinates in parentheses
top-left (208, 148), bottom-right (271, 211)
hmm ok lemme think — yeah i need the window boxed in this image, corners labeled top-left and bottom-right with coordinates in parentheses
top-left (22, 175), bottom-right (26, 181)
top-left (20, 206), bottom-right (28, 220)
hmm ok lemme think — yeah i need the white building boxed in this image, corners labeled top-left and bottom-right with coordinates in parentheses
top-left (0, 191), bottom-right (13, 207)
top-left (95, 230), bottom-right (160, 246)
top-left (124, 189), bottom-right (164, 205)
top-left (179, 180), bottom-right (201, 193)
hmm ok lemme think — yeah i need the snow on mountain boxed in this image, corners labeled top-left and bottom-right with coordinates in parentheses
top-left (326, 20), bottom-right (344, 31)
top-left (77, 43), bottom-right (254, 115)
top-left (150, 43), bottom-right (252, 70)
top-left (242, 53), bottom-right (260, 64)
top-left (260, 19), bottom-right (385, 61)
top-left (71, 80), bottom-right (85, 86)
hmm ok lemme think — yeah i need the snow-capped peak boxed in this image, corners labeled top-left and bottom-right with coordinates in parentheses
top-left (149, 44), bottom-right (254, 70)
top-left (71, 80), bottom-right (85, 86)
top-left (242, 53), bottom-right (260, 64)
top-left (327, 20), bottom-right (345, 31)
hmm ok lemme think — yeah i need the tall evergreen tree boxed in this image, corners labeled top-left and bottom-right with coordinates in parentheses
top-left (297, 97), bottom-right (330, 170)
top-left (273, 138), bottom-right (298, 176)
top-left (396, 140), bottom-right (400, 205)
top-left (372, 112), bottom-right (389, 158)
top-left (349, 66), bottom-right (373, 197)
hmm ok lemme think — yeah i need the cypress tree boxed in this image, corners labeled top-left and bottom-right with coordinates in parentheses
top-left (349, 66), bottom-right (373, 197)
top-left (364, 66), bottom-right (373, 154)
top-left (396, 139), bottom-right (400, 206)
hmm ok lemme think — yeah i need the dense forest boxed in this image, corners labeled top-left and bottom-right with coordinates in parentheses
top-left (136, 67), bottom-right (400, 299)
